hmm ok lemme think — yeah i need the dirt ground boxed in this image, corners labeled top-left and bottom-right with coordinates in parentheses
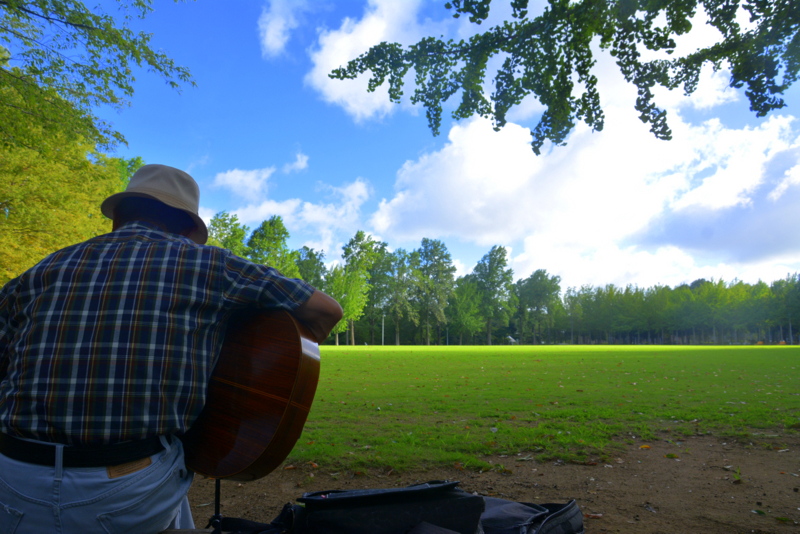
top-left (187, 434), bottom-right (800, 533)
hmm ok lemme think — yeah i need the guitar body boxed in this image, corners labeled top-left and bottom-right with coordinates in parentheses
top-left (182, 309), bottom-right (320, 481)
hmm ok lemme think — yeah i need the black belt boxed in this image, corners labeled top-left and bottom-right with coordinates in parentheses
top-left (0, 433), bottom-right (164, 468)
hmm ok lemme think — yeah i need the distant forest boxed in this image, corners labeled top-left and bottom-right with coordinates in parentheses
top-left (209, 213), bottom-right (800, 346)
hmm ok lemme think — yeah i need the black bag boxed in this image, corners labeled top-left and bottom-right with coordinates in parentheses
top-left (293, 480), bottom-right (484, 534)
top-left (207, 480), bottom-right (584, 534)
top-left (481, 497), bottom-right (584, 534)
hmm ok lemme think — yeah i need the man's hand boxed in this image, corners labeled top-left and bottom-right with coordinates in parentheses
top-left (292, 290), bottom-right (343, 343)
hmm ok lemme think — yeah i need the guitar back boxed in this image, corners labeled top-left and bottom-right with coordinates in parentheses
top-left (182, 309), bottom-right (320, 481)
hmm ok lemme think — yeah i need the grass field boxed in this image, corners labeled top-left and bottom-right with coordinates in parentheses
top-left (289, 345), bottom-right (800, 473)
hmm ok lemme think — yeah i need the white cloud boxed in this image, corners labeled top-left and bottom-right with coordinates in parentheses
top-left (768, 161), bottom-right (800, 202)
top-left (512, 241), bottom-right (700, 289)
top-left (258, 0), bottom-right (310, 58)
top-left (305, 0), bottom-right (440, 121)
top-left (283, 152), bottom-right (309, 173)
top-left (212, 167), bottom-right (276, 198)
top-left (198, 206), bottom-right (217, 229)
top-left (370, 118), bottom-right (545, 245)
top-left (366, 61), bottom-right (800, 289)
top-left (186, 154), bottom-right (210, 176)
top-left (230, 178), bottom-right (372, 262)
top-left (669, 115), bottom-right (796, 211)
top-left (306, 1), bottom-right (800, 288)
top-left (234, 198), bottom-right (303, 227)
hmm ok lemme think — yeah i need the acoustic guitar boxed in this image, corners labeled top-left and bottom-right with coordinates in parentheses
top-left (182, 308), bottom-right (320, 481)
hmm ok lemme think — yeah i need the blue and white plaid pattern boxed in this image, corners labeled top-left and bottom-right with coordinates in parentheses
top-left (0, 222), bottom-right (314, 445)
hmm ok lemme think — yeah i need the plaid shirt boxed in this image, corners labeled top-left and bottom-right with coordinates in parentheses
top-left (0, 221), bottom-right (314, 445)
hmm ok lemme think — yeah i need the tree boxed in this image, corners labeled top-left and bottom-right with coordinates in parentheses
top-left (447, 275), bottom-right (483, 344)
top-left (0, 135), bottom-right (137, 284)
top-left (473, 245), bottom-right (515, 344)
top-left (745, 280), bottom-right (773, 341)
top-left (331, 0), bottom-right (800, 154)
top-left (1, 0), bottom-right (194, 150)
top-left (324, 265), bottom-right (351, 345)
top-left (642, 285), bottom-right (671, 343)
top-left (296, 246), bottom-right (328, 288)
top-left (340, 231), bottom-right (380, 344)
top-left (207, 212), bottom-right (250, 257)
top-left (724, 279), bottom-right (752, 343)
top-left (562, 286), bottom-right (585, 344)
top-left (516, 269), bottom-right (561, 344)
top-left (692, 278), bottom-right (728, 342)
top-left (359, 242), bottom-right (394, 344)
top-left (385, 249), bottom-right (419, 345)
top-left (411, 238), bottom-right (456, 344)
top-left (771, 274), bottom-right (800, 344)
top-left (246, 215), bottom-right (301, 278)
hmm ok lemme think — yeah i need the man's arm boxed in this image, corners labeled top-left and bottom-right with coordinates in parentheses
top-left (291, 290), bottom-right (343, 344)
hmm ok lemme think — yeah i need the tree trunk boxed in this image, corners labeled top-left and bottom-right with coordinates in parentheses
top-left (349, 319), bottom-right (355, 345)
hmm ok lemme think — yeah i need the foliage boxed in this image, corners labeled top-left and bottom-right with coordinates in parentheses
top-left (247, 216), bottom-right (301, 278)
top-left (208, 212), bottom-right (250, 257)
top-left (385, 249), bottom-right (419, 344)
top-left (199, 216), bottom-right (800, 346)
top-left (328, 231), bottom-right (381, 344)
top-left (411, 238), bottom-right (457, 344)
top-left (515, 268), bottom-right (561, 343)
top-left (359, 242), bottom-right (395, 344)
top-left (0, 132), bottom-right (138, 284)
top-left (297, 246), bottom-right (328, 288)
top-left (473, 245), bottom-right (515, 344)
top-left (330, 0), bottom-right (800, 153)
top-left (447, 275), bottom-right (483, 344)
top-left (0, 0), bottom-right (194, 150)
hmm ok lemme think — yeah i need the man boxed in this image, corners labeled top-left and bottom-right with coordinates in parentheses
top-left (0, 164), bottom-right (342, 532)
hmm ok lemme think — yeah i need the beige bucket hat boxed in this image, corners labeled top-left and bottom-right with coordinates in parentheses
top-left (101, 164), bottom-right (209, 244)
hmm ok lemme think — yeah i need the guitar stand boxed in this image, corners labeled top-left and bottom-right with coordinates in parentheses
top-left (203, 477), bottom-right (291, 534)
top-left (207, 478), bottom-right (223, 532)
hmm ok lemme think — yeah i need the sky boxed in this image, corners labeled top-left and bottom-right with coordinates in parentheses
top-left (98, 0), bottom-right (800, 291)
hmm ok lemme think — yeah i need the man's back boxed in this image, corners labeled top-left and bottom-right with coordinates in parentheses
top-left (0, 220), bottom-right (314, 445)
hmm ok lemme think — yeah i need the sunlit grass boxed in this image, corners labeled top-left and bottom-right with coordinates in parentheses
top-left (288, 345), bottom-right (800, 472)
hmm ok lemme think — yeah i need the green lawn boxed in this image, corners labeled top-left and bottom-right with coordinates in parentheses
top-left (289, 345), bottom-right (800, 472)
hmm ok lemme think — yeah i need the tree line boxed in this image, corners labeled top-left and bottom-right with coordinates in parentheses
top-left (208, 213), bottom-right (800, 346)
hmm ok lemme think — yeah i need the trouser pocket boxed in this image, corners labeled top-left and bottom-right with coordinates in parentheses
top-left (96, 465), bottom-right (193, 534)
top-left (0, 502), bottom-right (23, 534)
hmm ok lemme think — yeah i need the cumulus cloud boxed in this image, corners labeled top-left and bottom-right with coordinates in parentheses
top-left (370, 118), bottom-right (545, 245)
top-left (305, 0), bottom-right (443, 121)
top-left (230, 178), bottom-right (372, 261)
top-left (295, 179), bottom-right (372, 257)
top-left (283, 152), bottom-right (309, 173)
top-left (668, 116), bottom-right (797, 211)
top-left (234, 198), bottom-right (303, 227)
top-left (365, 54), bottom-right (800, 288)
top-left (258, 0), bottom-right (311, 58)
top-left (212, 167), bottom-right (276, 198)
top-left (304, 0), bottom-right (800, 287)
top-left (767, 149), bottom-right (800, 202)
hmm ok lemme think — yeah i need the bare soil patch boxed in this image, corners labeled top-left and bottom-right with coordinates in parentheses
top-left (188, 435), bottom-right (800, 533)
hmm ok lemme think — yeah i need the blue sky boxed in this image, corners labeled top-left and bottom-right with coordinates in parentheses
top-left (99, 0), bottom-right (800, 290)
